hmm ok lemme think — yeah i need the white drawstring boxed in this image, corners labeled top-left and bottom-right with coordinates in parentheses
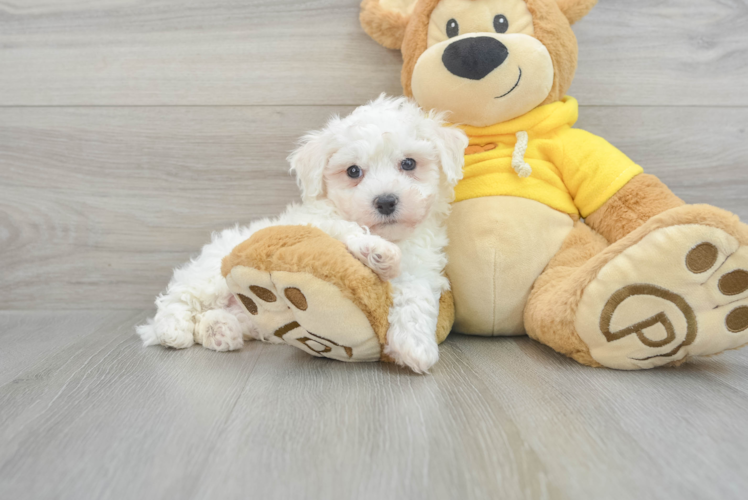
top-left (512, 131), bottom-right (532, 178)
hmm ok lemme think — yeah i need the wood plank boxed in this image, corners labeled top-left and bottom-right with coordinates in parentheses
top-left (0, 0), bottom-right (746, 106)
top-left (0, 0), bottom-right (402, 106)
top-left (1, 104), bottom-right (747, 310)
top-left (0, 310), bottom-right (266, 500)
top-left (1, 310), bottom-right (747, 499)
top-left (0, 105), bottom-right (347, 310)
top-left (570, 0), bottom-right (748, 106)
top-left (0, 310), bottom-right (141, 386)
top-left (445, 335), bottom-right (748, 500)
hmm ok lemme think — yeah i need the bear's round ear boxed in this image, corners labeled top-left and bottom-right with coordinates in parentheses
top-left (556, 0), bottom-right (597, 25)
top-left (360, 0), bottom-right (418, 50)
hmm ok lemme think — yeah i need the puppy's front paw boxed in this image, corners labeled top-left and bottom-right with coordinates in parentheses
top-left (384, 328), bottom-right (440, 374)
top-left (197, 310), bottom-right (244, 352)
top-left (347, 234), bottom-right (401, 281)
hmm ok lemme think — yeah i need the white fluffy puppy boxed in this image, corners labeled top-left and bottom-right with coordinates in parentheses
top-left (137, 95), bottom-right (468, 372)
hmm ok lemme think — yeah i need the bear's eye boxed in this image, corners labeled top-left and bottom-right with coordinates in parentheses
top-left (347, 165), bottom-right (362, 179)
top-left (400, 158), bottom-right (417, 171)
top-left (494, 14), bottom-right (509, 34)
top-left (446, 19), bottom-right (459, 38)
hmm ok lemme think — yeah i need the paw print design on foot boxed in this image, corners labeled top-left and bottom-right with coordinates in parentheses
top-left (576, 207), bottom-right (748, 369)
top-left (226, 267), bottom-right (385, 361)
top-left (222, 226), bottom-right (394, 362)
top-left (224, 265), bottom-right (296, 345)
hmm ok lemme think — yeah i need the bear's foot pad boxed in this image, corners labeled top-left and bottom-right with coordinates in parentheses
top-left (576, 224), bottom-right (748, 369)
top-left (225, 265), bottom-right (382, 362)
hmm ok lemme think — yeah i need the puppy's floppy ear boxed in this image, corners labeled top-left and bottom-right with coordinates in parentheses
top-left (288, 128), bottom-right (335, 203)
top-left (360, 0), bottom-right (417, 50)
top-left (431, 124), bottom-right (468, 187)
top-left (556, 0), bottom-right (597, 25)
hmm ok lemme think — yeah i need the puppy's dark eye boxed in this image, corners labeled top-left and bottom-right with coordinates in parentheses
top-left (400, 158), bottom-right (417, 171)
top-left (494, 14), bottom-right (509, 34)
top-left (346, 165), bottom-right (362, 179)
top-left (446, 19), bottom-right (459, 38)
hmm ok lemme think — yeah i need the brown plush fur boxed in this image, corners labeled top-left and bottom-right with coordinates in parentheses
top-left (524, 0), bottom-right (580, 105)
top-left (222, 225), bottom-right (454, 356)
top-left (400, 0), bottom-right (441, 96)
top-left (526, 204), bottom-right (748, 367)
top-left (436, 289), bottom-right (454, 344)
top-left (556, 0), bottom-right (598, 25)
top-left (525, 222), bottom-right (607, 367)
top-left (360, 0), bottom-right (411, 50)
top-left (585, 174), bottom-right (686, 243)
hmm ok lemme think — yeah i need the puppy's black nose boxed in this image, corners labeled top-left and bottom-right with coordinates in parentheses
top-left (442, 36), bottom-right (509, 80)
top-left (374, 194), bottom-right (398, 216)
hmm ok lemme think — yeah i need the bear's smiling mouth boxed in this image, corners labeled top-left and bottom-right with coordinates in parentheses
top-left (495, 68), bottom-right (522, 99)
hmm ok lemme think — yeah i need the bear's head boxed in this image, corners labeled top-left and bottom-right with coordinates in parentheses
top-left (360, 0), bottom-right (597, 127)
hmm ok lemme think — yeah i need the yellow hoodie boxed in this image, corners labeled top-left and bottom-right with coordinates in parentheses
top-left (456, 97), bottom-right (643, 217)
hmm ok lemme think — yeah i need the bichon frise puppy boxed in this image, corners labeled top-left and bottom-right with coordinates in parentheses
top-left (137, 95), bottom-right (468, 372)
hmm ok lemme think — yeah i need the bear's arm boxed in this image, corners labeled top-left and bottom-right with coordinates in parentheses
top-left (556, 127), bottom-right (683, 242)
top-left (585, 173), bottom-right (684, 243)
top-left (556, 127), bottom-right (643, 219)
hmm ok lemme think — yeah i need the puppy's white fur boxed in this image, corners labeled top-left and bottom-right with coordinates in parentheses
top-left (137, 95), bottom-right (468, 373)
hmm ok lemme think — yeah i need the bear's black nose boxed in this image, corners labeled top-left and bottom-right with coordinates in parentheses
top-left (442, 36), bottom-right (509, 80)
top-left (374, 194), bottom-right (398, 216)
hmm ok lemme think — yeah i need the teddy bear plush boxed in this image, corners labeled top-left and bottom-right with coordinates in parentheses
top-left (222, 0), bottom-right (748, 370)
top-left (356, 0), bottom-right (748, 369)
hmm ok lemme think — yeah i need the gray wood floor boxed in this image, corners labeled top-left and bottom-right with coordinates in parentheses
top-left (1, 1), bottom-right (747, 499)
